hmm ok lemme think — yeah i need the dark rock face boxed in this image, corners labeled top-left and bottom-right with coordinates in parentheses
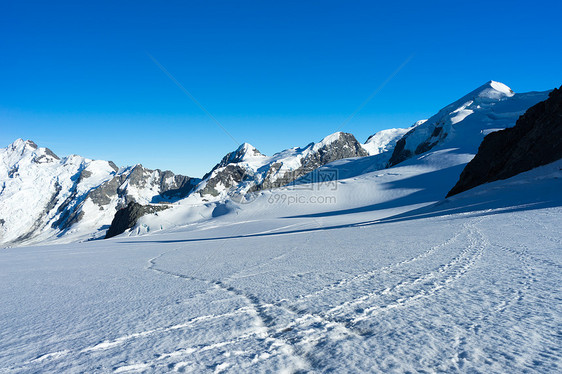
top-left (386, 137), bottom-right (411, 167)
top-left (256, 132), bottom-right (368, 191)
top-left (200, 133), bottom-right (368, 197)
top-left (447, 86), bottom-right (562, 197)
top-left (157, 172), bottom-right (196, 200)
top-left (87, 165), bottom-right (199, 208)
top-left (105, 202), bottom-right (168, 239)
top-left (200, 164), bottom-right (250, 197)
top-left (387, 121), bottom-right (447, 167)
top-left (301, 133), bottom-right (368, 169)
top-left (86, 174), bottom-right (124, 206)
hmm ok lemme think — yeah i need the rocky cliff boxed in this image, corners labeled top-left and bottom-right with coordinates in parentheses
top-left (447, 85), bottom-right (562, 197)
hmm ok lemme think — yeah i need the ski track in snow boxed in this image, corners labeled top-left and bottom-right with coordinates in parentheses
top-left (2, 210), bottom-right (561, 373)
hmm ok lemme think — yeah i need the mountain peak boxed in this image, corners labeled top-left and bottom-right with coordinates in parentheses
top-left (318, 131), bottom-right (344, 145)
top-left (471, 80), bottom-right (514, 100)
top-left (8, 138), bottom-right (38, 152)
top-left (212, 142), bottom-right (265, 170)
top-left (235, 142), bottom-right (263, 158)
top-left (4, 139), bottom-right (59, 163)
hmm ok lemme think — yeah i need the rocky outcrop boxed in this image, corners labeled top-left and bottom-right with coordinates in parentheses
top-left (105, 202), bottom-right (169, 239)
top-left (447, 85), bottom-right (562, 197)
top-left (300, 132), bottom-right (368, 169)
top-left (85, 165), bottom-right (199, 208)
top-left (198, 132), bottom-right (368, 197)
top-left (199, 164), bottom-right (250, 197)
top-left (388, 124), bottom-right (447, 166)
top-left (258, 132), bottom-right (368, 190)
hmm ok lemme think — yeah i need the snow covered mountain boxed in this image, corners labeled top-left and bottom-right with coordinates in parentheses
top-left (0, 140), bottom-right (198, 246)
top-left (362, 121), bottom-right (425, 156)
top-left (448, 84), bottom-right (562, 196)
top-left (388, 81), bottom-right (548, 167)
top-left (0, 81), bottom-right (553, 246)
top-left (124, 81), bottom-right (550, 237)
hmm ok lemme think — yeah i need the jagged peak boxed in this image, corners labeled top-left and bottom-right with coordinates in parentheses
top-left (223, 142), bottom-right (265, 165)
top-left (310, 131), bottom-right (362, 152)
top-left (4, 138), bottom-right (60, 162)
top-left (7, 138), bottom-right (37, 151)
top-left (235, 142), bottom-right (264, 157)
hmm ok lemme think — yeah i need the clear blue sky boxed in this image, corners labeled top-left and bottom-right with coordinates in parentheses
top-left (1, 0), bottom-right (560, 177)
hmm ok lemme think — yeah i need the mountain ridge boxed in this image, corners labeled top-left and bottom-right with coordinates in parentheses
top-left (1, 80), bottom-right (554, 246)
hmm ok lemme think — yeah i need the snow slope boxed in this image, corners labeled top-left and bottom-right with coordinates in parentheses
top-left (0, 159), bottom-right (560, 373)
top-left (0, 139), bottom-right (118, 244)
top-left (388, 81), bottom-right (549, 167)
top-left (362, 121), bottom-right (425, 156)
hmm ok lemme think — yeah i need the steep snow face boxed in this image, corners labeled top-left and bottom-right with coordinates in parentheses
top-left (195, 132), bottom-right (368, 199)
top-left (0, 140), bottom-right (198, 247)
top-left (0, 139), bottom-right (118, 245)
top-left (387, 81), bottom-right (548, 167)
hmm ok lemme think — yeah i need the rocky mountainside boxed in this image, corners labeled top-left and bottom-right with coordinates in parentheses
top-left (447, 85), bottom-right (562, 197)
top-left (0, 140), bottom-right (198, 246)
top-left (196, 132), bottom-right (368, 200)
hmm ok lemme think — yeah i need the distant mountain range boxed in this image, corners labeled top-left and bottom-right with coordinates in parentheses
top-left (0, 81), bottom-right (555, 247)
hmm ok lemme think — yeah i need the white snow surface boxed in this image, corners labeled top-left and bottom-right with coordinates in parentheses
top-left (1, 156), bottom-right (561, 373)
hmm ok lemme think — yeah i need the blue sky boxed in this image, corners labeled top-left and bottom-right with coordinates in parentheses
top-left (1, 0), bottom-right (560, 177)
